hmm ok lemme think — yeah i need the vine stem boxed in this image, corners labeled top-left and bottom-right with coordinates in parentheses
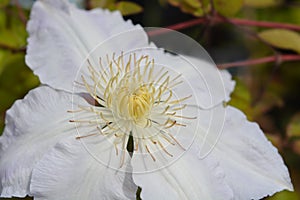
top-left (85, 0), bottom-right (92, 10)
top-left (0, 43), bottom-right (26, 53)
top-left (13, 0), bottom-right (27, 25)
top-left (217, 54), bottom-right (300, 69)
top-left (164, 15), bottom-right (300, 32)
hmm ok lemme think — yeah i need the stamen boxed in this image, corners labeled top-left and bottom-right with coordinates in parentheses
top-left (115, 144), bottom-right (119, 156)
top-left (172, 104), bottom-right (187, 111)
top-left (119, 135), bottom-right (128, 168)
top-left (76, 133), bottom-right (98, 140)
top-left (157, 140), bottom-right (173, 157)
top-left (145, 144), bottom-right (156, 161)
top-left (164, 90), bottom-right (173, 103)
top-left (169, 95), bottom-right (192, 104)
top-left (155, 70), bottom-right (168, 85)
top-left (134, 138), bottom-right (139, 151)
top-left (174, 122), bottom-right (186, 127)
top-left (69, 119), bottom-right (99, 124)
top-left (164, 119), bottom-right (177, 129)
top-left (147, 60), bottom-right (154, 82)
top-left (168, 133), bottom-right (186, 151)
top-left (67, 109), bottom-right (83, 113)
top-left (172, 115), bottom-right (197, 120)
top-left (158, 130), bottom-right (175, 145)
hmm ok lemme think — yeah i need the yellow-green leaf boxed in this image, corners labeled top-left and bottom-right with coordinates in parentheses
top-left (0, 0), bottom-right (9, 8)
top-left (115, 1), bottom-right (143, 16)
top-left (267, 190), bottom-right (300, 200)
top-left (244, 0), bottom-right (282, 8)
top-left (184, 0), bottom-right (201, 8)
top-left (167, 0), bottom-right (207, 16)
top-left (287, 113), bottom-right (300, 138)
top-left (181, 2), bottom-right (204, 16)
top-left (90, 0), bottom-right (116, 8)
top-left (259, 29), bottom-right (300, 54)
top-left (213, 0), bottom-right (243, 16)
top-left (168, 0), bottom-right (182, 6)
top-left (0, 54), bottom-right (39, 110)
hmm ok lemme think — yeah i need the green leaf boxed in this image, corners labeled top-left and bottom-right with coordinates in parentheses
top-left (0, 54), bottom-right (39, 112)
top-left (0, 0), bottom-right (9, 8)
top-left (259, 29), bottom-right (300, 54)
top-left (253, 91), bottom-right (283, 117)
top-left (266, 190), bottom-right (300, 200)
top-left (244, 0), bottom-right (282, 8)
top-left (167, 0), bottom-right (207, 16)
top-left (184, 0), bottom-right (201, 8)
top-left (168, 0), bottom-right (182, 6)
top-left (115, 1), bottom-right (143, 16)
top-left (90, 0), bottom-right (116, 8)
top-left (0, 7), bottom-right (27, 48)
top-left (213, 0), bottom-right (243, 16)
top-left (180, 2), bottom-right (204, 16)
top-left (287, 113), bottom-right (300, 138)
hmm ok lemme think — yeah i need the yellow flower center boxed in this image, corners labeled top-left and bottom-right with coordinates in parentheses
top-left (128, 86), bottom-right (153, 122)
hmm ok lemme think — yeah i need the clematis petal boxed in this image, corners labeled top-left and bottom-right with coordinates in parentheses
top-left (131, 135), bottom-right (234, 200)
top-left (30, 137), bottom-right (136, 200)
top-left (132, 152), bottom-right (234, 200)
top-left (185, 105), bottom-right (293, 199)
top-left (26, 0), bottom-right (148, 92)
top-left (0, 86), bottom-right (80, 197)
top-left (147, 48), bottom-right (235, 108)
top-left (212, 106), bottom-right (293, 199)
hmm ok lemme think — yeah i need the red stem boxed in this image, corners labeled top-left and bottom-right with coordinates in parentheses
top-left (228, 18), bottom-right (300, 31)
top-left (14, 0), bottom-right (27, 25)
top-left (0, 43), bottom-right (26, 53)
top-left (217, 54), bottom-right (300, 69)
top-left (164, 15), bottom-right (300, 32)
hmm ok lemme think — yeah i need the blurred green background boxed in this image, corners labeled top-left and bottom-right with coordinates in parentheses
top-left (0, 0), bottom-right (300, 199)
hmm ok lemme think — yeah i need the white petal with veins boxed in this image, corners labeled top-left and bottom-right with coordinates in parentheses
top-left (212, 106), bottom-right (293, 199)
top-left (0, 86), bottom-right (76, 197)
top-left (26, 0), bottom-right (148, 92)
top-left (131, 138), bottom-right (234, 200)
top-left (30, 137), bottom-right (136, 200)
top-left (183, 105), bottom-right (293, 199)
top-left (140, 43), bottom-right (235, 108)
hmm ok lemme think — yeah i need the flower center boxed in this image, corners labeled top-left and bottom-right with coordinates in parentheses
top-left (71, 52), bottom-right (196, 167)
top-left (128, 86), bottom-right (153, 121)
top-left (113, 81), bottom-right (155, 127)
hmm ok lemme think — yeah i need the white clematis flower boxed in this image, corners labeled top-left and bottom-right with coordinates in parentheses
top-left (0, 0), bottom-right (293, 200)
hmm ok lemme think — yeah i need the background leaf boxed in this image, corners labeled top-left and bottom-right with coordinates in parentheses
top-left (244, 0), bottom-right (282, 8)
top-left (167, 0), bottom-right (207, 16)
top-left (259, 29), bottom-right (300, 54)
top-left (114, 1), bottom-right (143, 16)
top-left (287, 113), bottom-right (300, 138)
top-left (213, 0), bottom-right (243, 16)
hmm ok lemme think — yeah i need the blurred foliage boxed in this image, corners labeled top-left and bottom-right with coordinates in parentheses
top-left (90, 0), bottom-right (142, 15)
top-left (0, 0), bottom-right (300, 200)
top-left (213, 0), bottom-right (244, 16)
top-left (244, 0), bottom-right (282, 8)
top-left (287, 113), bottom-right (300, 138)
top-left (259, 29), bottom-right (300, 54)
top-left (167, 0), bottom-right (209, 16)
